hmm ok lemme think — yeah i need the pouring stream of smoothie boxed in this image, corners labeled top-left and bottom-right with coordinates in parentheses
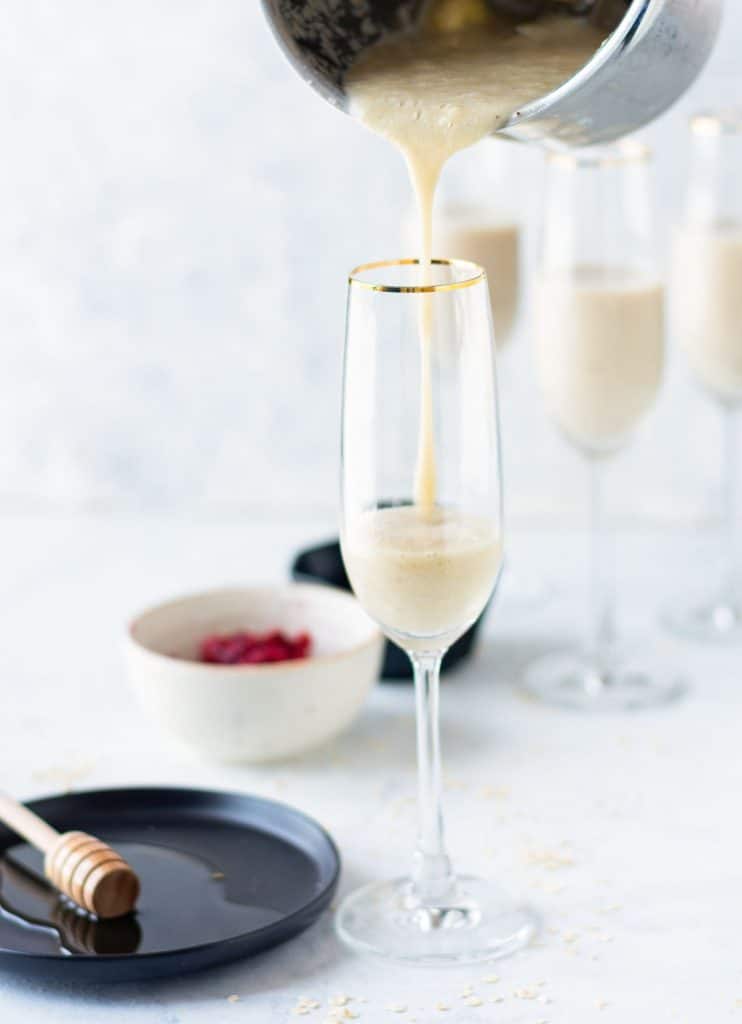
top-left (347, 3), bottom-right (603, 508)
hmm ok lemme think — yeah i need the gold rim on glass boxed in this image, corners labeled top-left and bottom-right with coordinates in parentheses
top-left (547, 139), bottom-right (651, 170)
top-left (349, 257), bottom-right (485, 294)
top-left (691, 109), bottom-right (742, 137)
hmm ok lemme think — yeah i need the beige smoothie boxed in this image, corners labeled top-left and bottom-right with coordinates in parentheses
top-left (673, 225), bottom-right (742, 404)
top-left (535, 266), bottom-right (664, 452)
top-left (438, 213), bottom-right (520, 346)
top-left (342, 505), bottom-right (502, 650)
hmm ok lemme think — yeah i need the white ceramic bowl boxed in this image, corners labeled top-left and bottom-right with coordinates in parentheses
top-left (126, 584), bottom-right (383, 763)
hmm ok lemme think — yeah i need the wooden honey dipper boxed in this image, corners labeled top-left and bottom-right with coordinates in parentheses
top-left (1, 855), bottom-right (142, 954)
top-left (0, 792), bottom-right (139, 919)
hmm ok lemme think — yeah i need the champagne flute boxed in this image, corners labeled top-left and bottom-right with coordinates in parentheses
top-left (337, 257), bottom-right (537, 964)
top-left (664, 110), bottom-right (742, 642)
top-left (525, 142), bottom-right (685, 711)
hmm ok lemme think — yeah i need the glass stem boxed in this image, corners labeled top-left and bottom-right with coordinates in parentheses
top-left (721, 406), bottom-right (741, 607)
top-left (588, 456), bottom-right (616, 681)
top-left (410, 652), bottom-right (454, 905)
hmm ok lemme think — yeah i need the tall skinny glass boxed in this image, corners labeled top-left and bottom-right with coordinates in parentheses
top-left (525, 143), bottom-right (685, 712)
top-left (337, 258), bottom-right (537, 964)
top-left (664, 110), bottom-right (742, 642)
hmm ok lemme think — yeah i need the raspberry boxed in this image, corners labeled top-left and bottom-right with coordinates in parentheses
top-left (200, 629), bottom-right (313, 665)
top-left (292, 632), bottom-right (312, 659)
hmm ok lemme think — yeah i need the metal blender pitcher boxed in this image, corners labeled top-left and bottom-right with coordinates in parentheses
top-left (260, 0), bottom-right (723, 146)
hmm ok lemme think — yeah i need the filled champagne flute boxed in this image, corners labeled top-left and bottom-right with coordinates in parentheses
top-left (664, 110), bottom-right (742, 643)
top-left (337, 257), bottom-right (537, 964)
top-left (525, 142), bottom-right (685, 711)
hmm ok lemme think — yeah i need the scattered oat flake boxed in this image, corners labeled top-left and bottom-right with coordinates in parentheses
top-left (513, 987), bottom-right (539, 1000)
top-left (524, 848), bottom-right (575, 870)
top-left (544, 881), bottom-right (566, 894)
top-left (562, 930), bottom-right (579, 943)
top-left (226, 994), bottom-right (240, 1003)
top-left (331, 996), bottom-right (350, 1007)
top-left (601, 904), bottom-right (622, 912)
top-left (444, 778), bottom-right (468, 791)
top-left (435, 1003), bottom-right (450, 1011)
top-left (480, 785), bottom-right (509, 800)
top-left (464, 997), bottom-right (483, 1007)
top-left (386, 1005), bottom-right (407, 1014)
top-left (343, 1011), bottom-right (359, 1020)
top-left (482, 974), bottom-right (500, 983)
top-left (491, 996), bottom-right (505, 1004)
top-left (33, 757), bottom-right (96, 792)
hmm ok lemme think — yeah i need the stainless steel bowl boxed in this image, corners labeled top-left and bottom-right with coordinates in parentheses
top-left (261, 0), bottom-right (723, 147)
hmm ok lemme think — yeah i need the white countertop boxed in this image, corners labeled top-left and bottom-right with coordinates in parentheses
top-left (0, 514), bottom-right (738, 1022)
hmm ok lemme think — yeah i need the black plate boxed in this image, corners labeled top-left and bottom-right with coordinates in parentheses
top-left (292, 539), bottom-right (490, 680)
top-left (0, 787), bottom-right (340, 983)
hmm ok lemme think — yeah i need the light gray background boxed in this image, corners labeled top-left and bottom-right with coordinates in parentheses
top-left (0, 2), bottom-right (738, 524)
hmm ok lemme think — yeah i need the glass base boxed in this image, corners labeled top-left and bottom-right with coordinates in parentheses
top-left (663, 598), bottom-right (742, 644)
top-left (523, 650), bottom-right (687, 712)
top-left (335, 875), bottom-right (538, 965)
